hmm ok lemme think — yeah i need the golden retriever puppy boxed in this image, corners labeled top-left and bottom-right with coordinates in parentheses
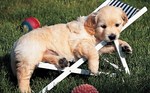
top-left (11, 6), bottom-right (132, 93)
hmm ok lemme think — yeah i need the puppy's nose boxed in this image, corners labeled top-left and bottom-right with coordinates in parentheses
top-left (108, 34), bottom-right (116, 41)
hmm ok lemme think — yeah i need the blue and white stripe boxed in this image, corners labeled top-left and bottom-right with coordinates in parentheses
top-left (108, 0), bottom-right (139, 19)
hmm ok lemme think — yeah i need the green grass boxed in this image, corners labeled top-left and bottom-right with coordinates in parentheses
top-left (0, 0), bottom-right (150, 93)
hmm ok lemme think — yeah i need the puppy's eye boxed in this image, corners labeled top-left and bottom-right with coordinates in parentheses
top-left (115, 23), bottom-right (120, 27)
top-left (101, 25), bottom-right (107, 29)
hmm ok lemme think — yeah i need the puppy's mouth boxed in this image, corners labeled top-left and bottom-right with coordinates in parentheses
top-left (105, 34), bottom-right (119, 42)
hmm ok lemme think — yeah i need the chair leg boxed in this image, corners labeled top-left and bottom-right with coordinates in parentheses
top-left (114, 40), bottom-right (130, 75)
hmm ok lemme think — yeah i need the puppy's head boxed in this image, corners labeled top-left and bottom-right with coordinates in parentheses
top-left (85, 6), bottom-right (128, 42)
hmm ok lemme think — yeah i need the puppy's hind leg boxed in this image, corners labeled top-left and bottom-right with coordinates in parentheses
top-left (42, 50), bottom-right (69, 68)
top-left (16, 61), bottom-right (36, 93)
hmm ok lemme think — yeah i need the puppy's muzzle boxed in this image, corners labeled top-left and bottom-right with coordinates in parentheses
top-left (108, 34), bottom-right (116, 41)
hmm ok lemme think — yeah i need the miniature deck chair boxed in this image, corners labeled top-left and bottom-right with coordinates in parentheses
top-left (38, 0), bottom-right (147, 92)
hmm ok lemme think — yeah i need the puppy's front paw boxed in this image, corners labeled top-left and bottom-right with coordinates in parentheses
top-left (90, 68), bottom-right (99, 76)
top-left (58, 58), bottom-right (69, 68)
top-left (121, 43), bottom-right (132, 54)
top-left (91, 71), bottom-right (99, 76)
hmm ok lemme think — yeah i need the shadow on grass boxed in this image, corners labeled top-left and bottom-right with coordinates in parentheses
top-left (0, 53), bottom-right (17, 85)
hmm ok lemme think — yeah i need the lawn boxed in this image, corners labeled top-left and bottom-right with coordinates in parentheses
top-left (0, 0), bottom-right (149, 93)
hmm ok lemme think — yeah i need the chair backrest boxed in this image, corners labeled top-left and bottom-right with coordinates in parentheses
top-left (93, 0), bottom-right (139, 19)
top-left (108, 0), bottom-right (139, 19)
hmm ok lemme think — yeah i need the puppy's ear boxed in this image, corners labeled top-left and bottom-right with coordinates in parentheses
top-left (84, 14), bottom-right (96, 35)
top-left (122, 11), bottom-right (128, 25)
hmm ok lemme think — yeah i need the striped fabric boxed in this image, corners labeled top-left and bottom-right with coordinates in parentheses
top-left (108, 0), bottom-right (139, 19)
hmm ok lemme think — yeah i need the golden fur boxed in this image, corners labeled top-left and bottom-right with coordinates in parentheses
top-left (11, 6), bottom-right (132, 93)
